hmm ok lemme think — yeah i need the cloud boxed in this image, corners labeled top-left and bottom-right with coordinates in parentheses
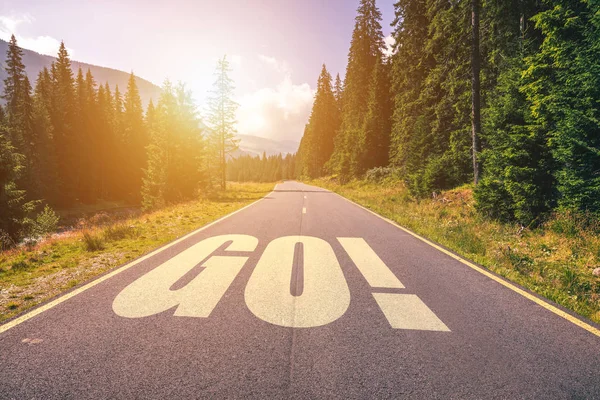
top-left (383, 34), bottom-right (395, 58)
top-left (259, 54), bottom-right (291, 75)
top-left (236, 55), bottom-right (315, 142)
top-left (0, 14), bottom-right (72, 57)
top-left (230, 54), bottom-right (242, 67)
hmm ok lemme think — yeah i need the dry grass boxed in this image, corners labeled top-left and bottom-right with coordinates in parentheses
top-left (0, 182), bottom-right (274, 322)
top-left (311, 177), bottom-right (600, 324)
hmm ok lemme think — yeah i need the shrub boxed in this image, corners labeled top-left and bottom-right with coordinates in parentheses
top-left (365, 167), bottom-right (401, 183)
top-left (83, 231), bottom-right (105, 252)
top-left (104, 224), bottom-right (138, 241)
top-left (32, 205), bottom-right (60, 237)
top-left (0, 230), bottom-right (15, 251)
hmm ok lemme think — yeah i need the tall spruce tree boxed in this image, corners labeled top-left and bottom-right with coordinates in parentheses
top-left (360, 55), bottom-right (392, 172)
top-left (30, 70), bottom-right (59, 203)
top-left (0, 121), bottom-right (34, 245)
top-left (328, 0), bottom-right (385, 179)
top-left (474, 0), bottom-right (552, 225)
top-left (142, 81), bottom-right (207, 207)
top-left (142, 97), bottom-right (168, 210)
top-left (50, 42), bottom-right (77, 205)
top-left (123, 72), bottom-right (147, 203)
top-left (75, 68), bottom-right (93, 202)
top-left (523, 0), bottom-right (600, 214)
top-left (297, 64), bottom-right (340, 178)
top-left (389, 0), bottom-right (432, 181)
top-left (2, 35), bottom-right (36, 195)
top-left (206, 56), bottom-right (239, 190)
top-left (167, 83), bottom-right (207, 201)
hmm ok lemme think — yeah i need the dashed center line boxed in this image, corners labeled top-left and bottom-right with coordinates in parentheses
top-left (303, 207), bottom-right (307, 214)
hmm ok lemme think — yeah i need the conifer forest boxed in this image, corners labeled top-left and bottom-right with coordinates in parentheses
top-left (296, 0), bottom-right (600, 228)
top-left (3, 0), bottom-right (600, 246)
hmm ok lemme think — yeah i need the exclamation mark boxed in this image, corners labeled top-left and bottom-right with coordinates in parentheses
top-left (338, 238), bottom-right (450, 332)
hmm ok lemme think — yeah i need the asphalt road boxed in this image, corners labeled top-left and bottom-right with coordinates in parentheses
top-left (1, 181), bottom-right (599, 399)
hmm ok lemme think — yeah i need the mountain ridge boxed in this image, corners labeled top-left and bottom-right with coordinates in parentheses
top-left (0, 39), bottom-right (161, 107)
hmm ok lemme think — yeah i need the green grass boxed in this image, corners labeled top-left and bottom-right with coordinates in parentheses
top-left (0, 182), bottom-right (274, 322)
top-left (310, 177), bottom-right (600, 324)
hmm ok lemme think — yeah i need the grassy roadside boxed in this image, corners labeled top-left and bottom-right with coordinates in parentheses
top-left (310, 177), bottom-right (600, 324)
top-left (0, 182), bottom-right (274, 323)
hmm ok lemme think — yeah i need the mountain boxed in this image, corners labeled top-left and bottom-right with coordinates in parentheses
top-left (0, 39), bottom-right (161, 106)
top-left (197, 121), bottom-right (298, 157)
top-left (1, 40), bottom-right (299, 157)
top-left (235, 134), bottom-right (299, 157)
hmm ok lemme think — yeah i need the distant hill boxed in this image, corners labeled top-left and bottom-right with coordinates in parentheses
top-left (197, 121), bottom-right (298, 158)
top-left (0, 39), bottom-right (161, 107)
top-left (235, 134), bottom-right (299, 157)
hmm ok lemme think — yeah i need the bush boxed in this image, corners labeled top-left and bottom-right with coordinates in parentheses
top-left (32, 205), bottom-right (60, 237)
top-left (0, 230), bottom-right (15, 251)
top-left (104, 224), bottom-right (138, 241)
top-left (82, 231), bottom-right (105, 252)
top-left (365, 167), bottom-right (401, 183)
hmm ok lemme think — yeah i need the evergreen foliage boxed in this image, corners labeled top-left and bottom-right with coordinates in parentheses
top-left (296, 0), bottom-right (600, 225)
top-left (296, 65), bottom-right (340, 178)
top-left (327, 0), bottom-right (385, 180)
top-left (206, 56), bottom-right (240, 190)
top-left (0, 37), bottom-right (215, 245)
top-left (141, 81), bottom-right (208, 210)
top-left (228, 153), bottom-right (296, 182)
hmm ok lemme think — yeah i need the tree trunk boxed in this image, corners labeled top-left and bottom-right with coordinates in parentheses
top-left (471, 0), bottom-right (482, 185)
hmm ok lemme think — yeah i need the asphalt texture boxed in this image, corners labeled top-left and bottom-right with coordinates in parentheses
top-left (1, 181), bottom-right (599, 399)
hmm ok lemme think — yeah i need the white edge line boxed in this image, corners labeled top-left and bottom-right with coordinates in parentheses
top-left (331, 191), bottom-right (600, 338)
top-left (0, 191), bottom-right (273, 335)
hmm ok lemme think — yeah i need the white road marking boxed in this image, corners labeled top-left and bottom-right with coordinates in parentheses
top-left (245, 236), bottom-right (350, 328)
top-left (338, 238), bottom-right (404, 289)
top-left (333, 192), bottom-right (600, 338)
top-left (373, 293), bottom-right (450, 331)
top-left (113, 235), bottom-right (258, 318)
top-left (0, 195), bottom-right (271, 335)
top-left (304, 196), bottom-right (307, 199)
top-left (303, 207), bottom-right (307, 214)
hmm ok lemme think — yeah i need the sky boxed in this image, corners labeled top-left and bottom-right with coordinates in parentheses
top-left (0, 0), bottom-right (395, 143)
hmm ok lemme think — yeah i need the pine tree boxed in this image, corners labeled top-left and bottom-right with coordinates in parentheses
top-left (328, 0), bottom-right (385, 179)
top-left (297, 64), bottom-right (340, 178)
top-left (389, 0), bottom-right (473, 197)
top-left (122, 72), bottom-right (147, 203)
top-left (75, 68), bottom-right (92, 202)
top-left (360, 55), bottom-right (392, 172)
top-left (2, 35), bottom-right (36, 195)
top-left (389, 0), bottom-right (432, 178)
top-left (50, 42), bottom-right (77, 205)
top-left (474, 0), bottom-right (551, 225)
top-left (206, 56), bottom-right (239, 190)
top-left (142, 98), bottom-right (168, 210)
top-left (1, 35), bottom-right (27, 143)
top-left (29, 70), bottom-right (59, 203)
top-left (522, 0), bottom-right (600, 214)
top-left (166, 83), bottom-right (207, 201)
top-left (0, 122), bottom-right (34, 245)
top-left (97, 82), bottom-right (118, 200)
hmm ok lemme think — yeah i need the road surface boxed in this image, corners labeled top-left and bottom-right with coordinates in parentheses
top-left (1, 181), bottom-right (599, 399)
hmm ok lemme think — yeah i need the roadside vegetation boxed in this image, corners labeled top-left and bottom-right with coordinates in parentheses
top-left (312, 175), bottom-right (600, 325)
top-left (0, 182), bottom-right (273, 322)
